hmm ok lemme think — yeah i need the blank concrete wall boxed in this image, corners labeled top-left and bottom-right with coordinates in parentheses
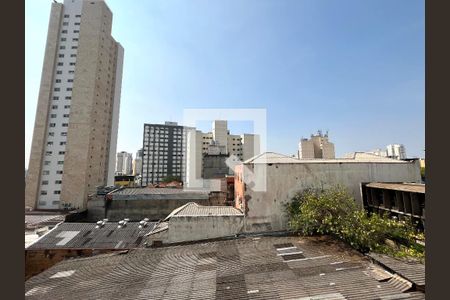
top-left (243, 161), bottom-right (421, 232)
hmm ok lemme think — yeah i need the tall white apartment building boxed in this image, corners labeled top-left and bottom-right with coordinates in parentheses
top-left (298, 131), bottom-right (335, 159)
top-left (200, 120), bottom-right (260, 161)
top-left (25, 0), bottom-right (123, 210)
top-left (186, 120), bottom-right (260, 188)
top-left (116, 151), bottom-right (133, 175)
top-left (386, 144), bottom-right (407, 160)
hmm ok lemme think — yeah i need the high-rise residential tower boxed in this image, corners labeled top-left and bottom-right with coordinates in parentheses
top-left (386, 144), bottom-right (407, 160)
top-left (298, 131), bottom-right (335, 159)
top-left (116, 151), bottom-right (133, 175)
top-left (25, 0), bottom-right (124, 210)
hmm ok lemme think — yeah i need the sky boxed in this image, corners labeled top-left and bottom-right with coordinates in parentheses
top-left (25, 0), bottom-right (425, 166)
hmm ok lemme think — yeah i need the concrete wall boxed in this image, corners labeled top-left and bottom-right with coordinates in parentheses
top-left (238, 161), bottom-right (421, 232)
top-left (166, 216), bottom-right (244, 243)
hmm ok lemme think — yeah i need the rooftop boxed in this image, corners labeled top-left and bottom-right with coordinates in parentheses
top-left (26, 221), bottom-right (157, 250)
top-left (25, 236), bottom-right (424, 299)
top-left (25, 214), bottom-right (66, 230)
top-left (108, 187), bottom-right (210, 200)
top-left (165, 202), bottom-right (243, 219)
top-left (244, 152), bottom-right (409, 164)
top-left (365, 182), bottom-right (425, 194)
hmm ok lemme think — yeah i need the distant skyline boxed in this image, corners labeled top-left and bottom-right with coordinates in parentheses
top-left (25, 0), bottom-right (425, 167)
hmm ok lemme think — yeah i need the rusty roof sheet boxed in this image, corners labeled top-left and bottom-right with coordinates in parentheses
top-left (26, 236), bottom-right (425, 299)
top-left (365, 183), bottom-right (425, 194)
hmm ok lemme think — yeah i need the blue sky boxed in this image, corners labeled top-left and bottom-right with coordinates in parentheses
top-left (25, 0), bottom-right (424, 165)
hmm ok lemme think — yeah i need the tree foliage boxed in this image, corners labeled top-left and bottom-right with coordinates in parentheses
top-left (286, 186), bottom-right (424, 260)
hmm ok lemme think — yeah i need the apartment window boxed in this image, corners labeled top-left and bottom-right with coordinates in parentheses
top-left (63, 114), bottom-right (69, 118)
top-left (69, 63), bottom-right (75, 66)
top-left (73, 31), bottom-right (79, 34)
top-left (73, 38), bottom-right (79, 41)
top-left (62, 123), bottom-right (68, 127)
top-left (52, 201), bottom-right (60, 205)
top-left (43, 170), bottom-right (50, 175)
top-left (42, 180), bottom-right (48, 185)
top-left (64, 14), bottom-right (69, 18)
top-left (63, 22), bottom-right (68, 26)
top-left (75, 14), bottom-right (81, 17)
top-left (69, 70), bottom-right (75, 74)
top-left (57, 63), bottom-right (63, 66)
top-left (66, 88), bottom-right (72, 91)
top-left (72, 46), bottom-right (78, 49)
top-left (67, 79), bottom-right (73, 82)
top-left (40, 191), bottom-right (47, 195)
top-left (47, 142), bottom-right (53, 146)
top-left (54, 88), bottom-right (60, 92)
top-left (61, 132), bottom-right (67, 136)
top-left (44, 161), bottom-right (50, 165)
top-left (74, 22), bottom-right (80, 25)
top-left (45, 151), bottom-right (52, 156)
top-left (54, 191), bottom-right (61, 195)
top-left (49, 123), bottom-right (56, 127)
top-left (53, 96), bottom-right (59, 100)
top-left (62, 30), bottom-right (67, 34)
top-left (60, 46), bottom-right (66, 49)
top-left (58, 151), bottom-right (65, 155)
top-left (64, 105), bottom-right (70, 109)
top-left (55, 180), bottom-right (62, 184)
top-left (52, 105), bottom-right (58, 109)
top-left (60, 142), bottom-right (66, 146)
top-left (57, 161), bottom-right (64, 165)
top-left (56, 170), bottom-right (63, 174)
top-left (48, 132), bottom-right (54, 137)
top-left (56, 71), bottom-right (62, 75)
top-left (58, 54), bottom-right (64, 59)
top-left (65, 96), bottom-right (72, 100)
top-left (70, 54), bottom-right (76, 58)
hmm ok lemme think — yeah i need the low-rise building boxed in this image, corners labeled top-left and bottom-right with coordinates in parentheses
top-left (362, 182), bottom-right (425, 230)
top-left (234, 152), bottom-right (421, 233)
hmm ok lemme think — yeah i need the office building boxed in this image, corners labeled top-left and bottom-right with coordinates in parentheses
top-left (25, 0), bottom-right (124, 210)
top-left (141, 122), bottom-right (188, 186)
top-left (298, 131), bottom-right (335, 159)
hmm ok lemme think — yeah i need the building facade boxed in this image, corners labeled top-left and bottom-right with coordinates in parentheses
top-left (386, 144), bottom-right (407, 160)
top-left (132, 149), bottom-right (143, 176)
top-left (235, 152), bottom-right (421, 232)
top-left (25, 0), bottom-right (123, 210)
top-left (298, 131), bottom-right (335, 159)
top-left (115, 151), bottom-right (133, 175)
top-left (141, 122), bottom-right (188, 186)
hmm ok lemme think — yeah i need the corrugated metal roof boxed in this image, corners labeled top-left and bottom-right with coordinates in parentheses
top-left (167, 202), bottom-right (243, 218)
top-left (26, 222), bottom-right (157, 250)
top-left (111, 187), bottom-right (209, 195)
top-left (368, 253), bottom-right (425, 288)
top-left (244, 152), bottom-right (409, 165)
top-left (365, 183), bottom-right (425, 194)
top-left (25, 236), bottom-right (425, 299)
top-left (25, 214), bottom-right (66, 228)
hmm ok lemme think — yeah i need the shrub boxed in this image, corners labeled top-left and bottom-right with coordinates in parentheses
top-left (287, 185), bottom-right (424, 260)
